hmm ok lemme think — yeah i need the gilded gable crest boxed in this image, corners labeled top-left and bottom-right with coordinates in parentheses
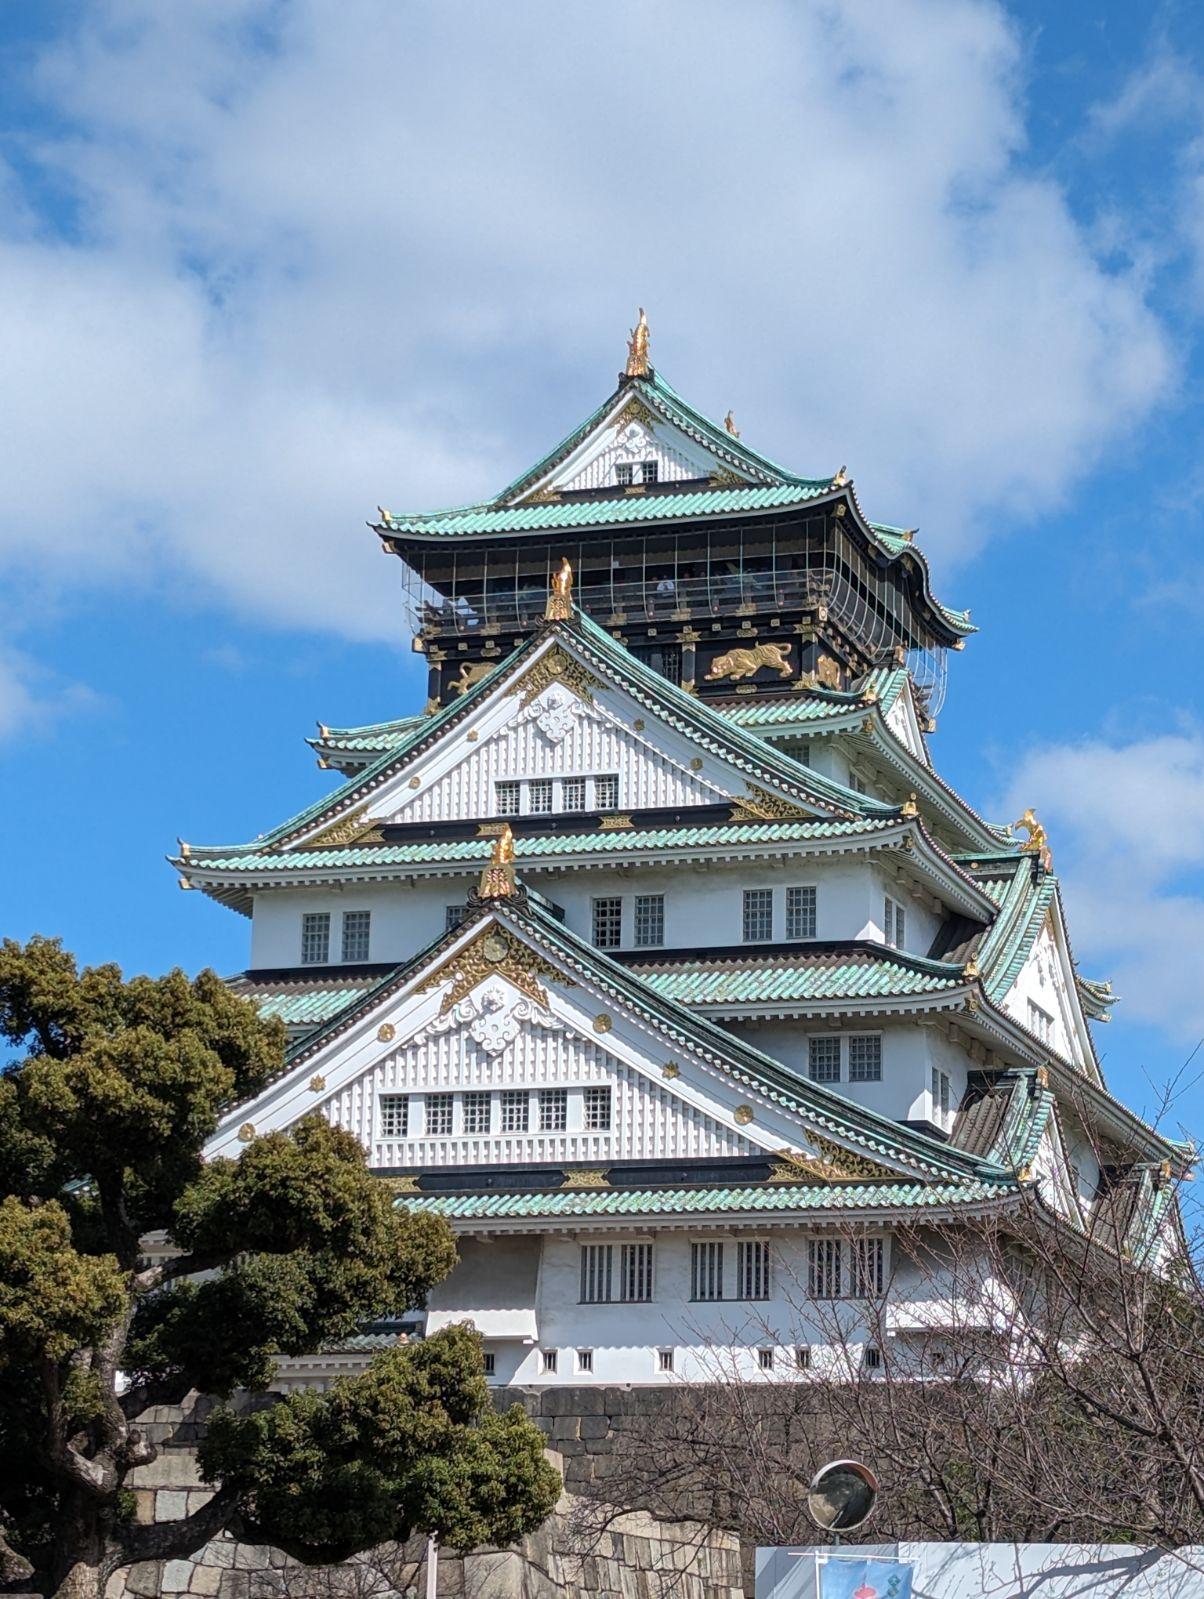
top-left (508, 645), bottom-right (600, 711)
top-left (730, 783), bottom-right (811, 822)
top-left (417, 925), bottom-right (568, 1015)
top-left (298, 807), bottom-right (384, 849)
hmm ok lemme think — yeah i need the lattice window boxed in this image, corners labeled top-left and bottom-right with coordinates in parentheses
top-left (1028, 1000), bottom-right (1053, 1044)
top-left (495, 781), bottom-right (521, 816)
top-left (562, 777), bottom-right (587, 812)
top-left (500, 1089), bottom-right (529, 1133)
top-left (658, 1348), bottom-right (674, 1372)
top-left (691, 1241), bottom-right (724, 1302)
top-left (542, 1349), bottom-right (558, 1373)
top-left (930, 1066), bottom-right (951, 1126)
top-left (808, 1036), bottom-right (841, 1084)
top-left (742, 888), bottom-right (774, 943)
top-left (301, 912), bottom-right (330, 965)
top-left (884, 894), bottom-right (906, 950)
top-left (538, 1088), bottom-right (568, 1132)
top-left (528, 779), bottom-right (554, 814)
top-left (634, 894), bottom-right (664, 948)
top-left (378, 1094), bottom-right (408, 1139)
top-left (786, 886), bottom-right (817, 940)
top-left (341, 910), bottom-right (371, 963)
top-left (795, 1345), bottom-right (812, 1370)
top-left (482, 1352), bottom-right (496, 1376)
top-left (851, 1238), bottom-right (885, 1298)
top-left (445, 904), bottom-right (470, 931)
top-left (758, 1347), bottom-right (775, 1370)
top-left (809, 1238), bottom-right (842, 1300)
top-left (580, 1244), bottom-right (613, 1303)
top-left (577, 1348), bottom-right (594, 1373)
top-left (615, 462), bottom-right (633, 486)
top-left (620, 1242), bottom-right (654, 1302)
top-left (462, 1092), bottom-right (491, 1135)
top-left (592, 897), bottom-right (622, 950)
top-left (583, 1086), bottom-right (612, 1131)
top-left (848, 1035), bottom-right (882, 1083)
top-left (594, 774), bottom-right (619, 810)
top-left (640, 460), bottom-right (659, 484)
top-left (737, 1240), bottom-right (771, 1301)
top-left (425, 1094), bottom-right (453, 1137)
top-left (863, 1345), bottom-right (882, 1370)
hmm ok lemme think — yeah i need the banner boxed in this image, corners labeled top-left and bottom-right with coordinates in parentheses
top-left (819, 1556), bottom-right (913, 1599)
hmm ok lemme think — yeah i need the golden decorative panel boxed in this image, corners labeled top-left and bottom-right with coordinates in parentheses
top-left (612, 394), bottom-right (657, 431)
top-left (561, 1168), bottom-right (609, 1190)
top-left (662, 1062), bottom-right (681, 1079)
top-left (730, 784), bottom-right (810, 822)
top-left (598, 814), bottom-right (634, 830)
top-left (508, 645), bottom-right (600, 711)
top-left (377, 1023), bottom-right (396, 1043)
top-left (808, 1134), bottom-right (900, 1184)
top-left (417, 925), bottom-right (565, 1015)
top-left (300, 808), bottom-right (384, 850)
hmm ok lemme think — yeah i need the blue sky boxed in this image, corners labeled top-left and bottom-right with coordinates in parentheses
top-left (2, 0), bottom-right (1203, 1145)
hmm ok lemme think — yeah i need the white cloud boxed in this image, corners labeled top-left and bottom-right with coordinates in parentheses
top-left (0, 641), bottom-right (99, 738)
top-left (0, 0), bottom-right (1175, 646)
top-left (998, 732), bottom-right (1204, 1049)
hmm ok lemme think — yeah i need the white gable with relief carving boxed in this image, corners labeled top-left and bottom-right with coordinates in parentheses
top-left (520, 396), bottom-right (743, 500)
top-left (1000, 905), bottom-right (1098, 1080)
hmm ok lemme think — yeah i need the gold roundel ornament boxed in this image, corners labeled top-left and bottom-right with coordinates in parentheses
top-left (377, 1023), bottom-right (396, 1043)
top-left (593, 1014), bottom-right (613, 1034)
top-left (237, 1122), bottom-right (256, 1143)
top-left (483, 933), bottom-right (509, 964)
top-left (734, 1104), bottom-right (755, 1125)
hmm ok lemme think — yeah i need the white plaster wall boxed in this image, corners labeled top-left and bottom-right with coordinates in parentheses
top-left (1001, 921), bottom-right (1082, 1065)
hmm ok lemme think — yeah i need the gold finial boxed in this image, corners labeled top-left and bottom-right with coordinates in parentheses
top-left (625, 307), bottom-right (650, 377)
top-left (831, 466), bottom-right (849, 488)
top-left (724, 409), bottom-right (740, 438)
top-left (901, 793), bottom-right (919, 819)
top-left (477, 823), bottom-right (517, 899)
top-left (962, 957), bottom-right (980, 982)
top-left (377, 506), bottom-right (392, 523)
top-left (1012, 808), bottom-right (1052, 867)
top-left (545, 556), bottom-right (574, 620)
top-left (177, 838), bottom-right (191, 859)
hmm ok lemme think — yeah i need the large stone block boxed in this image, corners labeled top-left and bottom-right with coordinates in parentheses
top-left (124, 1561), bottom-right (162, 1598)
top-left (157, 1490), bottom-right (190, 1521)
top-left (162, 1559), bottom-right (195, 1592)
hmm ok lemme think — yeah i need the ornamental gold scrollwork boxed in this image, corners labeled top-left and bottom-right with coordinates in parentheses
top-left (417, 925), bottom-right (566, 1015)
top-left (507, 645), bottom-right (600, 711)
top-left (730, 783), bottom-right (810, 822)
top-left (299, 808), bottom-right (384, 850)
top-left (809, 1134), bottom-right (900, 1183)
top-left (561, 1168), bottom-right (610, 1190)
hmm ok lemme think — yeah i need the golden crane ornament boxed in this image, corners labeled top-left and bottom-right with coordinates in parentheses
top-left (625, 307), bottom-right (650, 377)
top-left (545, 556), bottom-right (574, 619)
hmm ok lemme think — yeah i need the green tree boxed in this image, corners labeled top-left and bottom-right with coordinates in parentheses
top-left (0, 938), bottom-right (559, 1599)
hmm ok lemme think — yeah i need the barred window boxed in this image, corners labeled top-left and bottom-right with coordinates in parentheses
top-left (583, 1086), bottom-right (612, 1131)
top-left (785, 886), bottom-right (816, 941)
top-left (577, 1348), bottom-right (594, 1373)
top-left (592, 897), bottom-right (622, 949)
top-left (445, 904), bottom-right (470, 931)
top-left (758, 1347), bottom-right (775, 1370)
top-left (742, 888), bottom-right (774, 943)
top-left (848, 1035), bottom-right (882, 1083)
top-left (795, 1345), bottom-right (812, 1370)
top-left (594, 774), bottom-right (619, 810)
top-left (930, 1066), bottom-right (951, 1124)
top-left (482, 1352), bottom-right (496, 1376)
top-left (341, 910), bottom-right (371, 963)
top-left (615, 462), bottom-right (634, 486)
top-left (691, 1241), bottom-right (724, 1302)
top-left (542, 1349), bottom-right (558, 1373)
top-left (884, 894), bottom-right (906, 950)
top-left (462, 1092), bottom-right (491, 1136)
top-left (658, 1348), bottom-right (674, 1372)
top-left (500, 1089), bottom-right (529, 1133)
top-left (1028, 1000), bottom-right (1053, 1044)
top-left (528, 779), bottom-right (554, 814)
top-left (495, 780), bottom-right (521, 816)
top-left (851, 1238), bottom-right (885, 1298)
top-left (378, 1094), bottom-right (408, 1138)
top-left (301, 912), bottom-right (330, 965)
top-left (620, 1242), bottom-right (654, 1302)
top-left (425, 1094), bottom-right (453, 1137)
top-left (863, 1345), bottom-right (882, 1370)
top-left (538, 1088), bottom-right (567, 1132)
top-left (809, 1238), bottom-right (842, 1300)
top-left (634, 894), bottom-right (664, 948)
top-left (579, 1243), bottom-right (613, 1303)
top-left (562, 777), bottom-right (587, 811)
top-left (808, 1036), bottom-right (842, 1085)
top-left (737, 1240), bottom-right (771, 1301)
top-left (640, 460), bottom-right (659, 485)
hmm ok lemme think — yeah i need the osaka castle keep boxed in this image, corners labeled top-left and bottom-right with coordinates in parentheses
top-left (173, 312), bottom-right (1188, 1390)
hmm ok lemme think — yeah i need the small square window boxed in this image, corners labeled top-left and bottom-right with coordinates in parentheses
top-left (795, 1345), bottom-right (812, 1371)
top-left (542, 1349), bottom-right (558, 1374)
top-left (808, 1036), bottom-right (842, 1085)
top-left (615, 462), bottom-right (634, 486)
top-left (930, 1066), bottom-right (952, 1125)
top-left (562, 777), bottom-right (587, 812)
top-left (583, 1086), bottom-right (612, 1131)
top-left (657, 1348), bottom-right (674, 1372)
top-left (848, 1035), bottom-right (882, 1083)
top-left (463, 1092), bottom-right (491, 1136)
top-left (501, 1089), bottom-right (530, 1133)
top-left (378, 1094), bottom-right (408, 1138)
top-left (862, 1345), bottom-right (882, 1371)
top-left (301, 912), bottom-right (330, 965)
top-left (592, 897), bottom-right (623, 950)
top-left (785, 886), bottom-right (816, 941)
top-left (482, 1351), bottom-right (496, 1376)
top-left (634, 894), bottom-right (664, 948)
top-left (528, 779), bottom-right (554, 814)
top-left (341, 910), bottom-right (371, 963)
top-left (742, 888), bottom-right (774, 943)
top-left (577, 1348), bottom-right (594, 1374)
top-left (594, 774), bottom-right (620, 810)
top-left (495, 781), bottom-right (521, 816)
top-left (445, 904), bottom-right (470, 932)
top-left (425, 1094), bottom-right (453, 1137)
top-left (758, 1347), bottom-right (775, 1371)
top-left (538, 1088), bottom-right (567, 1132)
top-left (641, 460), bottom-right (659, 485)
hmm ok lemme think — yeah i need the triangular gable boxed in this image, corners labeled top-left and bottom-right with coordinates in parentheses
top-left (996, 889), bottom-right (1102, 1085)
top-left (882, 677), bottom-right (932, 767)
top-left (208, 896), bottom-right (1005, 1192)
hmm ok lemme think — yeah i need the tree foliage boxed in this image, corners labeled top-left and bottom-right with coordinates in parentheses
top-left (0, 938), bottom-right (558, 1599)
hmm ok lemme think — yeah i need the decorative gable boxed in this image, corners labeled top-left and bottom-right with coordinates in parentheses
top-left (532, 401), bottom-right (740, 499)
top-left (1001, 905), bottom-right (1099, 1080)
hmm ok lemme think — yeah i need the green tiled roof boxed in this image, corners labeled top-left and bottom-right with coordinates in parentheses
top-left (252, 985), bottom-right (376, 1025)
top-left (314, 715), bottom-right (422, 754)
top-left (632, 948), bottom-right (965, 1006)
top-left (400, 1178), bottom-right (1016, 1222)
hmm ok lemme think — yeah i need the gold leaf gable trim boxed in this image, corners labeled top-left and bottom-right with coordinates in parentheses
top-left (730, 783), bottom-right (812, 822)
top-left (417, 926), bottom-right (569, 1015)
top-left (612, 396), bottom-right (657, 432)
top-left (810, 1134), bottom-right (901, 1183)
top-left (507, 645), bottom-right (600, 711)
top-left (561, 1168), bottom-right (610, 1189)
top-left (298, 807), bottom-right (384, 850)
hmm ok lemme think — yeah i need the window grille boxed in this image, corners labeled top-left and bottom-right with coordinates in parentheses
top-left (580, 1244), bottom-right (613, 1303)
top-left (425, 1094), bottom-right (453, 1137)
top-left (581, 1241), bottom-right (653, 1302)
top-left (501, 1089), bottom-right (529, 1133)
top-left (737, 1240), bottom-right (771, 1301)
top-left (630, 643), bottom-right (681, 684)
top-left (538, 1088), bottom-right (567, 1132)
top-left (594, 774), bottom-right (619, 810)
top-left (848, 1035), bottom-right (882, 1083)
top-left (462, 1092), bottom-right (491, 1135)
top-left (657, 1348), bottom-right (674, 1372)
top-left (445, 904), bottom-right (470, 931)
top-left (809, 1238), bottom-right (842, 1300)
top-left (884, 894), bottom-right (906, 950)
top-left (742, 888), bottom-right (774, 942)
top-left (482, 1352), bottom-right (496, 1376)
top-left (863, 1345), bottom-right (882, 1370)
top-left (577, 1349), bottom-right (594, 1373)
top-left (808, 1036), bottom-right (841, 1084)
top-left (340, 910), bottom-right (371, 963)
top-left (592, 897), bottom-right (622, 949)
top-left (620, 1242), bottom-right (654, 1302)
top-left (1028, 1001), bottom-right (1053, 1043)
top-left (691, 1241), bottom-right (724, 1301)
top-left (634, 894), bottom-right (664, 948)
top-left (542, 1349), bottom-right (558, 1373)
top-left (301, 912), bottom-right (330, 965)
top-left (758, 1347), bottom-right (775, 1370)
top-left (785, 886), bottom-right (817, 940)
top-left (641, 460), bottom-right (659, 484)
top-left (795, 1345), bottom-right (812, 1370)
top-left (495, 780), bottom-right (520, 816)
top-left (615, 462), bottom-right (633, 486)
top-left (851, 1237), bottom-right (885, 1298)
top-left (378, 1095), bottom-right (408, 1138)
top-left (562, 777), bottom-right (587, 811)
top-left (583, 1086), bottom-right (612, 1131)
top-left (930, 1067), bottom-right (952, 1125)
top-left (528, 779), bottom-right (554, 814)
